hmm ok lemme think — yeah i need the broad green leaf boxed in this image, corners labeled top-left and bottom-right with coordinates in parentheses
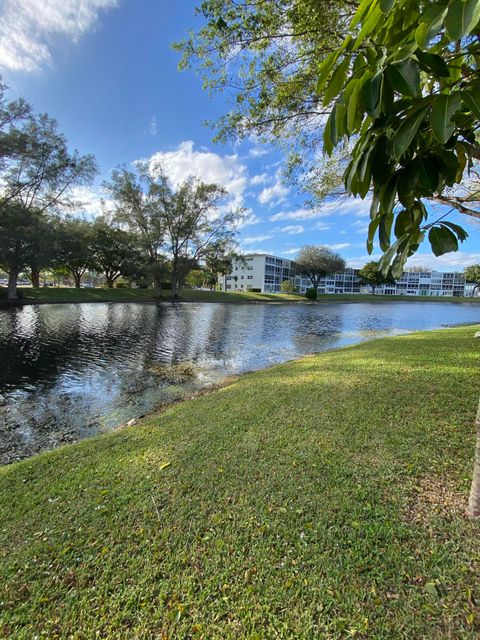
top-left (445, 0), bottom-right (480, 41)
top-left (317, 50), bottom-right (341, 95)
top-left (354, 2), bottom-right (383, 50)
top-left (393, 105), bottom-right (429, 159)
top-left (379, 212), bottom-right (394, 250)
top-left (351, 0), bottom-right (376, 29)
top-left (462, 87), bottom-right (480, 119)
top-left (348, 73), bottom-right (371, 132)
top-left (367, 216), bottom-right (381, 253)
top-left (378, 236), bottom-right (407, 273)
top-left (394, 209), bottom-right (412, 238)
top-left (361, 73), bottom-right (383, 116)
top-left (430, 94), bottom-right (462, 143)
top-left (415, 51), bottom-right (450, 77)
top-left (380, 0), bottom-right (395, 13)
top-left (385, 60), bottom-right (420, 97)
top-left (379, 174), bottom-right (398, 214)
top-left (441, 220), bottom-right (468, 242)
top-left (323, 57), bottom-right (350, 106)
top-left (390, 237), bottom-right (412, 278)
top-left (323, 112), bottom-right (334, 156)
top-left (428, 225), bottom-right (458, 256)
top-left (415, 5), bottom-right (448, 49)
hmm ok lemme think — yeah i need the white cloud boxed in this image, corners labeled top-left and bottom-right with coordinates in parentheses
top-left (147, 140), bottom-right (248, 209)
top-left (282, 248), bottom-right (301, 256)
top-left (258, 178), bottom-right (289, 206)
top-left (70, 185), bottom-right (113, 218)
top-left (311, 221), bottom-right (331, 231)
top-left (279, 225), bottom-right (304, 235)
top-left (149, 116), bottom-right (157, 137)
top-left (250, 173), bottom-right (268, 186)
top-left (248, 146), bottom-right (269, 158)
top-left (243, 234), bottom-right (273, 244)
top-left (235, 209), bottom-right (262, 228)
top-left (269, 207), bottom-right (330, 222)
top-left (329, 243), bottom-right (351, 250)
top-left (0, 0), bottom-right (119, 72)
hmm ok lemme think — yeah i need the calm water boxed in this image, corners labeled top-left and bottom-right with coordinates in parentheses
top-left (0, 301), bottom-right (478, 463)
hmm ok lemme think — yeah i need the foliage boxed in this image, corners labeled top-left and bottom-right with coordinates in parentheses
top-left (174, 1), bottom-right (353, 145)
top-left (296, 245), bottom-right (346, 291)
top-left (1, 327), bottom-right (479, 636)
top-left (177, 1), bottom-right (480, 272)
top-left (186, 269), bottom-right (206, 289)
top-left (280, 279), bottom-right (297, 294)
top-left (358, 261), bottom-right (395, 293)
top-left (55, 218), bottom-right (95, 288)
top-left (319, 0), bottom-right (480, 275)
top-left (305, 286), bottom-right (317, 300)
top-left (92, 218), bottom-right (142, 288)
top-left (464, 264), bottom-right (480, 294)
top-left (0, 204), bottom-right (55, 298)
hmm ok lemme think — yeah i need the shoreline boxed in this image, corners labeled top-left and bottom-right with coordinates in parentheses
top-left (1, 286), bottom-right (480, 308)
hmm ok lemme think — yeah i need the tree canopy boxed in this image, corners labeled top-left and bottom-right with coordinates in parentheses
top-left (358, 261), bottom-right (394, 294)
top-left (295, 245), bottom-right (346, 291)
top-left (177, 0), bottom-right (480, 273)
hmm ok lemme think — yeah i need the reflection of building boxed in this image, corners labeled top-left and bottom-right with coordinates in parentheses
top-left (218, 253), bottom-right (471, 296)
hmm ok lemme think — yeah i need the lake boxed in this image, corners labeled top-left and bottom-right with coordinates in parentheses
top-left (0, 300), bottom-right (478, 463)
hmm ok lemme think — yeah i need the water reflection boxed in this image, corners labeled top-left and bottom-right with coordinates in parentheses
top-left (0, 301), bottom-right (478, 463)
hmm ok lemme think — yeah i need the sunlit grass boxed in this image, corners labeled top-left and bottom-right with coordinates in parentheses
top-left (1, 326), bottom-right (479, 638)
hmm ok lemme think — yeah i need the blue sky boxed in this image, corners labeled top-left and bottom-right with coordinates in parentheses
top-left (1, 0), bottom-right (479, 271)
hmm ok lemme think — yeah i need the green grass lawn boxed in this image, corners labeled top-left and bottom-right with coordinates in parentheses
top-left (2, 286), bottom-right (479, 305)
top-left (1, 327), bottom-right (480, 638)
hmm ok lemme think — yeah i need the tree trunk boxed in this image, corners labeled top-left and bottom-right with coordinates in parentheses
top-left (153, 272), bottom-right (162, 297)
top-left (8, 268), bottom-right (19, 301)
top-left (371, 285), bottom-right (376, 294)
top-left (30, 268), bottom-right (40, 288)
top-left (106, 276), bottom-right (115, 289)
top-left (171, 262), bottom-right (179, 300)
top-left (73, 273), bottom-right (81, 288)
top-left (467, 397), bottom-right (480, 519)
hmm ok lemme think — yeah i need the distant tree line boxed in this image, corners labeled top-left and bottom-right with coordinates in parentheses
top-left (0, 79), bottom-right (242, 301)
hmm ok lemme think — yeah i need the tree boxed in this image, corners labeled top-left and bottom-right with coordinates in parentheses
top-left (186, 269), bottom-right (206, 289)
top-left (464, 265), bottom-right (480, 297)
top-left (56, 218), bottom-right (94, 288)
top-left (105, 165), bottom-right (166, 296)
top-left (0, 78), bottom-right (31, 172)
top-left (92, 218), bottom-right (141, 288)
top-left (0, 204), bottom-right (54, 299)
top-left (280, 279), bottom-right (297, 294)
top-left (150, 169), bottom-right (241, 299)
top-left (177, 1), bottom-right (480, 266)
top-left (295, 245), bottom-right (345, 293)
top-left (1, 112), bottom-right (97, 216)
top-left (358, 261), bottom-right (394, 295)
top-left (204, 244), bottom-right (241, 291)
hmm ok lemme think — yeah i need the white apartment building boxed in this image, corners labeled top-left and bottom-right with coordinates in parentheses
top-left (219, 254), bottom-right (296, 293)
top-left (218, 253), bottom-right (470, 297)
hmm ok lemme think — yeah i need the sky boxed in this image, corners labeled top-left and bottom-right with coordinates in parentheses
top-left (1, 0), bottom-right (480, 271)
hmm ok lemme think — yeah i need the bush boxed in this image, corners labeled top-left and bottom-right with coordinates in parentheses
top-left (115, 282), bottom-right (129, 288)
top-left (305, 287), bottom-right (317, 301)
top-left (250, 288), bottom-right (262, 293)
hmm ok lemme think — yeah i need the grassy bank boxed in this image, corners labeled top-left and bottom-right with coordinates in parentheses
top-left (1, 286), bottom-right (479, 305)
top-left (1, 327), bottom-right (480, 638)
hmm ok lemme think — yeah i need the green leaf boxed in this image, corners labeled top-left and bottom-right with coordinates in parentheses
top-left (445, 0), bottom-right (480, 41)
top-left (354, 2), bottom-right (383, 50)
top-left (385, 60), bottom-right (420, 97)
top-left (428, 225), bottom-right (458, 256)
top-left (379, 174), bottom-right (398, 215)
top-left (430, 94), bottom-right (462, 143)
top-left (378, 236), bottom-right (407, 274)
top-left (380, 0), bottom-right (395, 13)
top-left (462, 87), bottom-right (480, 119)
top-left (367, 216), bottom-right (381, 253)
top-left (393, 105), bottom-right (429, 159)
top-left (379, 212), bottom-right (394, 251)
top-left (351, 0), bottom-right (375, 29)
top-left (415, 5), bottom-right (447, 49)
top-left (348, 73), bottom-right (370, 132)
top-left (323, 112), bottom-right (335, 156)
top-left (394, 209), bottom-right (412, 239)
top-left (317, 50), bottom-right (341, 95)
top-left (323, 58), bottom-right (350, 106)
top-left (361, 73), bottom-right (383, 117)
top-left (441, 220), bottom-right (468, 242)
top-left (415, 51), bottom-right (450, 77)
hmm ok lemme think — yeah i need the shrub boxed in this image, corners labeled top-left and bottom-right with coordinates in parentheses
top-left (305, 287), bottom-right (317, 301)
top-left (250, 288), bottom-right (261, 293)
